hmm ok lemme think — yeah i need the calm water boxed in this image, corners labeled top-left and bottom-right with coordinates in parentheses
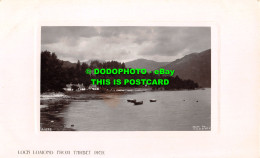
top-left (60, 89), bottom-right (211, 131)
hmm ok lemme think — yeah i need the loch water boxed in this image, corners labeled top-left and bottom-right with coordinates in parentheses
top-left (59, 89), bottom-right (211, 131)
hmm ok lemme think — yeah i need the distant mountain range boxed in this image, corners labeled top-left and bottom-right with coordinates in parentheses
top-left (82, 59), bottom-right (106, 65)
top-left (125, 49), bottom-right (211, 87)
top-left (125, 59), bottom-right (170, 72)
top-left (160, 49), bottom-right (211, 87)
top-left (61, 61), bottom-right (77, 68)
top-left (61, 59), bottom-right (105, 68)
top-left (60, 49), bottom-right (211, 87)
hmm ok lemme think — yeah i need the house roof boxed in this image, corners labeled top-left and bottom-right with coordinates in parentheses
top-left (78, 84), bottom-right (85, 88)
top-left (65, 83), bottom-right (85, 88)
top-left (89, 84), bottom-right (98, 88)
top-left (66, 84), bottom-right (72, 88)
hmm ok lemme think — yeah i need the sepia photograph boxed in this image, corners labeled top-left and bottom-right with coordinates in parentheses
top-left (1, 0), bottom-right (259, 157)
top-left (40, 27), bottom-right (211, 131)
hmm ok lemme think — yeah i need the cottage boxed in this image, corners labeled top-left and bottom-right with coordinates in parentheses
top-left (77, 83), bottom-right (86, 91)
top-left (63, 83), bottom-right (73, 91)
top-left (63, 83), bottom-right (86, 91)
top-left (88, 84), bottom-right (99, 90)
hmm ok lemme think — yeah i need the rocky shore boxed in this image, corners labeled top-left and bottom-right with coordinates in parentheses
top-left (40, 92), bottom-right (112, 131)
top-left (40, 89), bottom-right (151, 131)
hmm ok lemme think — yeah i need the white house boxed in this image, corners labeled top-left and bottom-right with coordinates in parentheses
top-left (88, 84), bottom-right (99, 90)
top-left (77, 83), bottom-right (86, 91)
top-left (63, 83), bottom-right (86, 91)
top-left (63, 83), bottom-right (73, 91)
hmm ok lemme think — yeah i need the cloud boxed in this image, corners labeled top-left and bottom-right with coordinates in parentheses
top-left (41, 27), bottom-right (99, 44)
top-left (41, 27), bottom-right (210, 62)
top-left (139, 27), bottom-right (211, 56)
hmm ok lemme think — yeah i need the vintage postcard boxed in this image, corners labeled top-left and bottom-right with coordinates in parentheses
top-left (0, 0), bottom-right (259, 158)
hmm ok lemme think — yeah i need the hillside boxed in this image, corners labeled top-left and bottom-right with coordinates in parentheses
top-left (61, 60), bottom-right (76, 68)
top-left (161, 49), bottom-right (211, 87)
top-left (61, 59), bottom-right (105, 68)
top-left (125, 59), bottom-right (170, 72)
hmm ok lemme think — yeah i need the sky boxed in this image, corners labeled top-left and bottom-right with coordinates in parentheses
top-left (41, 26), bottom-right (210, 63)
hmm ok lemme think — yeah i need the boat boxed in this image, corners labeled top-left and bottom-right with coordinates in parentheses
top-left (127, 99), bottom-right (136, 103)
top-left (134, 101), bottom-right (143, 105)
top-left (150, 99), bottom-right (156, 102)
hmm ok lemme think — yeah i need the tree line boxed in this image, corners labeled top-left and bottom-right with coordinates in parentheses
top-left (41, 50), bottom-right (199, 93)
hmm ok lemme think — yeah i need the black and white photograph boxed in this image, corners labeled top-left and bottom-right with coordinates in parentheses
top-left (1, 0), bottom-right (259, 157)
top-left (40, 26), bottom-right (211, 131)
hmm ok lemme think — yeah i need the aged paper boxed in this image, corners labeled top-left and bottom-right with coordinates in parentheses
top-left (0, 0), bottom-right (259, 157)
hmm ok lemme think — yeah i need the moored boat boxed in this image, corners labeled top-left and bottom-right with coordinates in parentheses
top-left (134, 101), bottom-right (143, 105)
top-left (150, 99), bottom-right (156, 102)
top-left (127, 99), bottom-right (136, 103)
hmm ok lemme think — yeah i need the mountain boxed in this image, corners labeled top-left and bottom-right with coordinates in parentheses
top-left (125, 59), bottom-right (170, 72)
top-left (82, 59), bottom-right (106, 65)
top-left (160, 49), bottom-right (211, 87)
top-left (61, 59), bottom-right (106, 68)
top-left (61, 60), bottom-right (76, 68)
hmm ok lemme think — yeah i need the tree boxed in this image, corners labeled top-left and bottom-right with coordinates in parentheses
top-left (41, 50), bottom-right (65, 93)
top-left (71, 85), bottom-right (78, 91)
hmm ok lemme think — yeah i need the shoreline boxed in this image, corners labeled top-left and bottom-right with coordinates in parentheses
top-left (41, 87), bottom-right (207, 98)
